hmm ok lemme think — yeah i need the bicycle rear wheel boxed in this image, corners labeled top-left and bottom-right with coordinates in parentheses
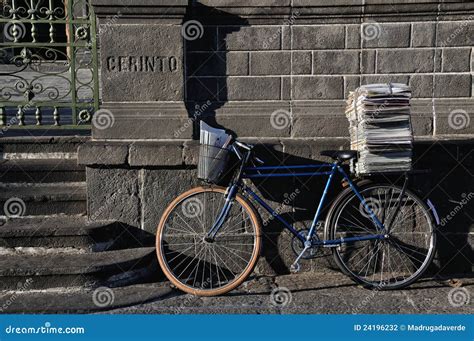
top-left (329, 184), bottom-right (436, 289)
top-left (156, 186), bottom-right (261, 296)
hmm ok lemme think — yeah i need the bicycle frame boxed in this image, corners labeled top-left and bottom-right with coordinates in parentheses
top-left (206, 158), bottom-right (387, 247)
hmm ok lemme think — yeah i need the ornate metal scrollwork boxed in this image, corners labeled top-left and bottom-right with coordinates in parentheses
top-left (0, 0), bottom-right (99, 128)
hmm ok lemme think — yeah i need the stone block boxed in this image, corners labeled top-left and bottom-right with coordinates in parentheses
top-left (142, 169), bottom-right (198, 233)
top-left (412, 22), bottom-right (436, 47)
top-left (362, 23), bottom-right (411, 48)
top-left (361, 50), bottom-right (375, 74)
top-left (434, 74), bottom-right (471, 98)
top-left (282, 77), bottom-right (291, 100)
top-left (100, 25), bottom-right (183, 102)
top-left (411, 100), bottom-right (434, 136)
top-left (186, 77), bottom-right (219, 101)
top-left (223, 77), bottom-right (281, 100)
top-left (250, 52), bottom-right (291, 75)
top-left (129, 142), bottom-right (183, 167)
top-left (377, 49), bottom-right (434, 73)
top-left (346, 24), bottom-right (361, 49)
top-left (437, 21), bottom-right (474, 47)
top-left (91, 103), bottom-right (192, 140)
top-left (183, 140), bottom-right (200, 165)
top-left (313, 50), bottom-right (360, 75)
top-left (292, 51), bottom-right (312, 75)
top-left (361, 75), bottom-right (410, 85)
top-left (293, 77), bottom-right (344, 100)
top-left (86, 167), bottom-right (140, 227)
top-left (282, 25), bottom-right (291, 50)
top-left (213, 102), bottom-right (291, 138)
top-left (434, 99), bottom-right (474, 135)
top-left (187, 52), bottom-right (249, 76)
top-left (227, 52), bottom-right (250, 76)
top-left (219, 26), bottom-right (282, 50)
top-left (409, 75), bottom-right (433, 99)
top-left (292, 102), bottom-right (349, 138)
top-left (282, 138), bottom-right (349, 163)
top-left (344, 76), bottom-right (360, 98)
top-left (442, 48), bottom-right (471, 72)
top-left (78, 142), bottom-right (128, 165)
top-left (292, 25), bottom-right (345, 50)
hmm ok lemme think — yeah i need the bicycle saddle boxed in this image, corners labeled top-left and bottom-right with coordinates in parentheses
top-left (320, 150), bottom-right (357, 162)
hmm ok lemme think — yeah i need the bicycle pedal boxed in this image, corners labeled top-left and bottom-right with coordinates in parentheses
top-left (290, 262), bottom-right (301, 273)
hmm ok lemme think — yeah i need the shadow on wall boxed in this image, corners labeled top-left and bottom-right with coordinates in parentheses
top-left (183, 2), bottom-right (248, 139)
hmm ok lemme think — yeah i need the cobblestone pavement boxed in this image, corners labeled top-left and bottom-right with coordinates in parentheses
top-left (105, 271), bottom-right (473, 314)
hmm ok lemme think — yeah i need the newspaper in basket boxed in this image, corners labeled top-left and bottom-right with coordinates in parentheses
top-left (345, 83), bottom-right (414, 175)
top-left (198, 122), bottom-right (233, 183)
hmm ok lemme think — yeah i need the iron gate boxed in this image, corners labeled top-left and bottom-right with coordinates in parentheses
top-left (0, 0), bottom-right (99, 129)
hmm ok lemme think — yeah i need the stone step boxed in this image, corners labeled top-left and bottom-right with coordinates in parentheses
top-left (0, 246), bottom-right (158, 290)
top-left (0, 136), bottom-right (89, 159)
top-left (0, 159), bottom-right (85, 183)
top-left (0, 282), bottom-right (173, 313)
top-left (0, 182), bottom-right (86, 216)
top-left (0, 216), bottom-right (155, 250)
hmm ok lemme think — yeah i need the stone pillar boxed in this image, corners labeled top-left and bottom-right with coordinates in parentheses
top-left (91, 0), bottom-right (189, 140)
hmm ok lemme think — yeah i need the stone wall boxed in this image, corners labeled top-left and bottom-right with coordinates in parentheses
top-left (81, 1), bottom-right (473, 275)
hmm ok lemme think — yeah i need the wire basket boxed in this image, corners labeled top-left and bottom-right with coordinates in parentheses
top-left (197, 144), bottom-right (231, 184)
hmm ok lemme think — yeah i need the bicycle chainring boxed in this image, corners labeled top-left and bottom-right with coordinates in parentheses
top-left (291, 229), bottom-right (321, 259)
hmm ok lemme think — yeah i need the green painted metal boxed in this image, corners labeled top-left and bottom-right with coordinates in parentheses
top-left (0, 0), bottom-right (99, 129)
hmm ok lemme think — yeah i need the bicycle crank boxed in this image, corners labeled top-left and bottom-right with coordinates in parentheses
top-left (291, 229), bottom-right (321, 259)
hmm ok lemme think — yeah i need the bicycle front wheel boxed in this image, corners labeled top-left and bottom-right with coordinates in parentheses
top-left (156, 186), bottom-right (261, 296)
top-left (329, 184), bottom-right (436, 290)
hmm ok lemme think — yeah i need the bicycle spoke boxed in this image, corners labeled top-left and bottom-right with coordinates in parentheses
top-left (332, 185), bottom-right (435, 289)
top-left (159, 189), bottom-right (259, 293)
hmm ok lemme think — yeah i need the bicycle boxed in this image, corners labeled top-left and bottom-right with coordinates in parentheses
top-left (156, 139), bottom-right (438, 296)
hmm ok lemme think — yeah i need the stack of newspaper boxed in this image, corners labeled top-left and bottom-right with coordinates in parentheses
top-left (345, 83), bottom-right (413, 174)
top-left (200, 121), bottom-right (232, 148)
top-left (198, 121), bottom-right (233, 182)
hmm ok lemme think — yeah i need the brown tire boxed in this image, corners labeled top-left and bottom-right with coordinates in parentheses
top-left (156, 186), bottom-right (261, 296)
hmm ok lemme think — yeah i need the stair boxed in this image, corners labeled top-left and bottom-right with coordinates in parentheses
top-left (0, 159), bottom-right (85, 183)
top-left (0, 182), bottom-right (86, 216)
top-left (0, 137), bottom-right (88, 218)
top-left (0, 217), bottom-right (158, 290)
top-left (0, 137), bottom-right (160, 299)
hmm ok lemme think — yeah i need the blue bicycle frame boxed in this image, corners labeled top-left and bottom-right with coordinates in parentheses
top-left (206, 158), bottom-right (387, 247)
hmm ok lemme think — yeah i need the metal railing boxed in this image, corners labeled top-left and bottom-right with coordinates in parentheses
top-left (0, 0), bottom-right (99, 129)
